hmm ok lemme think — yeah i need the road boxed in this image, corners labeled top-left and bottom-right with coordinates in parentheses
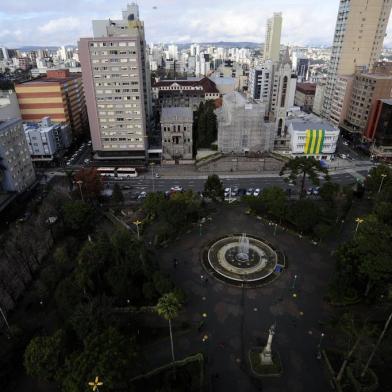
top-left (101, 169), bottom-right (371, 196)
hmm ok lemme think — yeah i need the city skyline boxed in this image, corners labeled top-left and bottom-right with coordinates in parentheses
top-left (1, 0), bottom-right (392, 49)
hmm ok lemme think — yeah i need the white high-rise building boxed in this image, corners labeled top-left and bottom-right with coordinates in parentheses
top-left (322, 0), bottom-right (392, 125)
top-left (263, 12), bottom-right (282, 62)
top-left (79, 3), bottom-right (152, 161)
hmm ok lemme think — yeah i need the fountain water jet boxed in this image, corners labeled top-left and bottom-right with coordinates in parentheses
top-left (237, 233), bottom-right (250, 262)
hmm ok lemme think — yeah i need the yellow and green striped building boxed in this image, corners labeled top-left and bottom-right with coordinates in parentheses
top-left (304, 129), bottom-right (326, 155)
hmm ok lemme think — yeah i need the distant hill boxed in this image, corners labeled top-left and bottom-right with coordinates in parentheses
top-left (175, 42), bottom-right (261, 49)
top-left (16, 45), bottom-right (77, 52)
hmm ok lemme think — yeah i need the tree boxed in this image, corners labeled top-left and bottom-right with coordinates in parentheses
top-left (62, 201), bottom-right (94, 235)
top-left (24, 330), bottom-right (66, 382)
top-left (280, 157), bottom-right (329, 197)
top-left (288, 199), bottom-right (321, 234)
top-left (60, 327), bottom-right (138, 392)
top-left (365, 164), bottom-right (392, 195)
top-left (319, 181), bottom-right (340, 204)
top-left (355, 215), bottom-right (392, 295)
top-left (260, 187), bottom-right (288, 221)
top-left (156, 293), bottom-right (183, 363)
top-left (112, 183), bottom-right (124, 204)
top-left (203, 174), bottom-right (224, 201)
top-left (74, 168), bottom-right (103, 200)
top-left (194, 100), bottom-right (217, 149)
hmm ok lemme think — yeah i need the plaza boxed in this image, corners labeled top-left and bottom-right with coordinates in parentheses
top-left (150, 204), bottom-right (334, 392)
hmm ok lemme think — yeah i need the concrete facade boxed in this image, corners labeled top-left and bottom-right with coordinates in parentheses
top-left (0, 118), bottom-right (35, 192)
top-left (322, 0), bottom-right (392, 123)
top-left (0, 90), bottom-right (21, 120)
top-left (152, 77), bottom-right (220, 112)
top-left (294, 83), bottom-right (316, 112)
top-left (343, 72), bottom-right (392, 134)
top-left (24, 117), bottom-right (71, 161)
top-left (263, 13), bottom-right (282, 63)
top-left (161, 107), bottom-right (193, 161)
top-left (287, 112), bottom-right (340, 160)
top-left (15, 69), bottom-right (87, 138)
top-left (78, 3), bottom-right (152, 161)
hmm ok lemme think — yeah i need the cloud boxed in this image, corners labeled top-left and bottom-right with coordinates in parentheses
top-left (0, 0), bottom-right (391, 48)
top-left (39, 17), bottom-right (81, 34)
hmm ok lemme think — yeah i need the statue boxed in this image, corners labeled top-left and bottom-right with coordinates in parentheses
top-left (260, 324), bottom-right (276, 365)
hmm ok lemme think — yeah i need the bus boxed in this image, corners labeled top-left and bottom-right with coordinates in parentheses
top-left (97, 167), bottom-right (116, 178)
top-left (117, 167), bottom-right (138, 179)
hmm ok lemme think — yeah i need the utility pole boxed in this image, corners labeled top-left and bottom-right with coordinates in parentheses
top-left (0, 306), bottom-right (11, 333)
top-left (361, 311), bottom-right (392, 378)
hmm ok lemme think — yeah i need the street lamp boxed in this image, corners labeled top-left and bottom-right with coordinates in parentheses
top-left (317, 333), bottom-right (325, 360)
top-left (133, 220), bottom-right (142, 240)
top-left (292, 274), bottom-right (298, 290)
top-left (150, 162), bottom-right (156, 193)
top-left (76, 180), bottom-right (84, 202)
top-left (354, 217), bottom-right (364, 238)
top-left (88, 376), bottom-right (103, 392)
top-left (378, 174), bottom-right (387, 194)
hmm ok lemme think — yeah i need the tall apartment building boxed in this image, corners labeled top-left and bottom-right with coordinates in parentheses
top-left (263, 13), bottom-right (282, 62)
top-left (248, 61), bottom-right (273, 102)
top-left (365, 99), bottom-right (392, 160)
top-left (15, 69), bottom-right (87, 139)
top-left (343, 72), bottom-right (392, 134)
top-left (322, 0), bottom-right (392, 124)
top-left (0, 118), bottom-right (35, 193)
top-left (78, 3), bottom-right (152, 161)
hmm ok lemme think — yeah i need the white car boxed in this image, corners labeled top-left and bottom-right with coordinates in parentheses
top-left (343, 141), bottom-right (349, 146)
top-left (171, 185), bottom-right (183, 192)
top-left (84, 159), bottom-right (90, 164)
top-left (246, 188), bottom-right (254, 196)
top-left (253, 188), bottom-right (261, 197)
top-left (137, 191), bottom-right (147, 200)
top-left (224, 188), bottom-right (231, 197)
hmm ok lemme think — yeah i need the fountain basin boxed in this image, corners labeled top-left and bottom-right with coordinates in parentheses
top-left (207, 235), bottom-right (278, 284)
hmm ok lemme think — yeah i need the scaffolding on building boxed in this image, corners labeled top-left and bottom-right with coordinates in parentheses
top-left (216, 92), bottom-right (274, 154)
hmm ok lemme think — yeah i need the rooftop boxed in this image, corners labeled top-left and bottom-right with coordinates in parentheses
top-left (161, 107), bottom-right (193, 123)
top-left (296, 83), bottom-right (317, 94)
top-left (0, 118), bottom-right (21, 132)
top-left (16, 70), bottom-right (81, 85)
top-left (153, 77), bottom-right (219, 94)
top-left (381, 99), bottom-right (392, 105)
top-left (287, 111), bottom-right (338, 132)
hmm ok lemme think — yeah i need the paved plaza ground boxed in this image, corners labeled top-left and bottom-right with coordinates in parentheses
top-left (147, 204), bottom-right (335, 392)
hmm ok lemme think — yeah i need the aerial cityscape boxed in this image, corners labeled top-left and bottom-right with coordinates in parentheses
top-left (1, 1), bottom-right (392, 391)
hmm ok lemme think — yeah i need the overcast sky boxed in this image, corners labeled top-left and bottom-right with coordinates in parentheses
top-left (1, 0), bottom-right (392, 48)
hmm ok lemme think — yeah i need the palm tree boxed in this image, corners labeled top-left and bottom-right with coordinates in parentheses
top-left (280, 157), bottom-right (329, 198)
top-left (64, 169), bottom-right (74, 192)
top-left (156, 292), bottom-right (182, 363)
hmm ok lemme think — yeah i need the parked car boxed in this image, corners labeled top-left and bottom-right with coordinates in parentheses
top-left (253, 188), bottom-right (261, 197)
top-left (231, 187), bottom-right (239, 196)
top-left (84, 158), bottom-right (90, 164)
top-left (171, 185), bottom-right (183, 192)
top-left (121, 185), bottom-right (132, 190)
top-left (246, 188), bottom-right (254, 196)
top-left (224, 188), bottom-right (231, 197)
top-left (313, 187), bottom-right (320, 195)
top-left (306, 187), bottom-right (313, 196)
top-left (137, 191), bottom-right (147, 200)
top-left (155, 173), bottom-right (160, 178)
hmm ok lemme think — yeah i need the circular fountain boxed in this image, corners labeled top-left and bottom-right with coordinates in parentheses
top-left (204, 234), bottom-right (279, 286)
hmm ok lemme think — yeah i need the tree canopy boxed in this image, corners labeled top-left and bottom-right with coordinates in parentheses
top-left (203, 174), bottom-right (224, 201)
top-left (280, 157), bottom-right (329, 197)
